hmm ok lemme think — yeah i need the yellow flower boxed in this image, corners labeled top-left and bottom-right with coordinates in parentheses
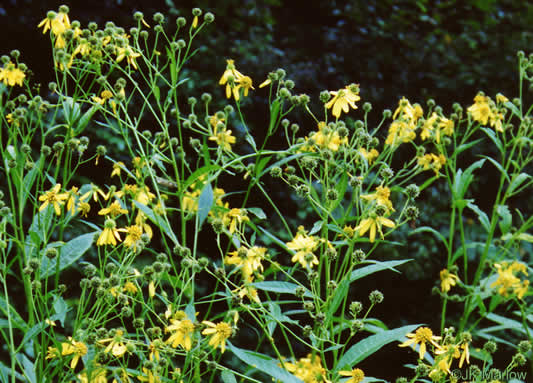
top-left (78, 202), bottom-right (91, 217)
top-left (286, 227), bottom-right (320, 269)
top-left (440, 269), bottom-right (459, 293)
top-left (209, 128), bottom-right (236, 151)
top-left (308, 121), bottom-right (348, 151)
top-left (360, 185), bottom-right (394, 212)
top-left (97, 219), bottom-right (122, 246)
top-left (325, 84), bottom-right (360, 118)
top-left (111, 161), bottom-right (126, 177)
top-left (467, 93), bottom-right (493, 125)
top-left (420, 112), bottom-right (454, 144)
top-left (137, 367), bottom-right (161, 383)
top-left (259, 78), bottom-right (272, 88)
top-left (165, 319), bottom-right (195, 350)
top-left (0, 62), bottom-right (26, 87)
top-left (97, 329), bottom-right (128, 357)
top-left (225, 246), bottom-right (267, 281)
top-left (98, 200), bottom-right (128, 217)
top-left (399, 327), bottom-right (442, 359)
top-left (491, 261), bottom-right (529, 299)
top-left (66, 186), bottom-right (79, 215)
top-left (201, 321), bottom-right (233, 353)
top-left (123, 225), bottom-right (143, 251)
top-left (232, 75), bottom-right (254, 101)
top-left (60, 337), bottom-right (88, 369)
top-left (417, 153), bottom-right (446, 176)
top-left (134, 185), bottom-right (156, 206)
top-left (354, 215), bottom-right (395, 243)
top-left (39, 184), bottom-right (69, 215)
top-left (38, 10), bottom-right (71, 48)
top-left (235, 284), bottom-right (261, 303)
top-left (339, 368), bottom-right (365, 383)
top-left (219, 59), bottom-right (245, 99)
top-left (386, 98), bottom-right (422, 146)
top-left (93, 90), bottom-right (114, 105)
top-left (77, 367), bottom-right (107, 383)
top-left (359, 148), bottom-right (379, 164)
top-left (284, 353), bottom-right (331, 383)
top-left (222, 208), bottom-right (249, 234)
top-left (115, 45), bottom-right (141, 70)
top-left (80, 183), bottom-right (111, 202)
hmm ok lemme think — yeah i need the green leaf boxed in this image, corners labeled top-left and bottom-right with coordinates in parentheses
top-left (466, 202), bottom-right (490, 232)
top-left (268, 99), bottom-right (281, 135)
top-left (75, 105), bottom-right (98, 135)
top-left (134, 201), bottom-right (177, 244)
top-left (0, 361), bottom-right (24, 382)
top-left (197, 182), bottom-right (213, 229)
top-left (309, 220), bottom-right (323, 235)
top-left (349, 260), bottom-right (411, 283)
top-left (478, 155), bottom-right (510, 184)
top-left (25, 206), bottom-right (54, 258)
top-left (496, 205), bottom-right (512, 235)
top-left (248, 208), bottom-right (266, 220)
top-left (0, 296), bottom-right (27, 330)
top-left (227, 343), bottom-right (304, 383)
top-left (221, 370), bottom-right (238, 383)
top-left (409, 226), bottom-right (448, 250)
top-left (507, 173), bottom-right (531, 196)
top-left (21, 157), bottom-right (42, 212)
top-left (453, 159), bottom-right (486, 199)
top-left (504, 101), bottom-right (521, 118)
top-left (486, 313), bottom-right (531, 334)
top-left (454, 138), bottom-right (484, 157)
top-left (183, 165), bottom-right (221, 191)
top-left (52, 295), bottom-right (70, 327)
top-left (40, 232), bottom-right (95, 279)
top-left (252, 281), bottom-right (313, 298)
top-left (327, 278), bottom-right (349, 317)
top-left (480, 127), bottom-right (504, 154)
top-left (334, 324), bottom-right (420, 372)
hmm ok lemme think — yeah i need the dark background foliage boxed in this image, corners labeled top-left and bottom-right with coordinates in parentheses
top-left (2, 0), bottom-right (532, 379)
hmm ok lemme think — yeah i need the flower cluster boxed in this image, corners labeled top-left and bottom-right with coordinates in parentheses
top-left (386, 97), bottom-right (423, 146)
top-left (491, 261), bottom-right (529, 299)
top-left (467, 92), bottom-right (508, 132)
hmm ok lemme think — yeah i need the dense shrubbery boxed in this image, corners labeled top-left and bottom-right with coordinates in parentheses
top-left (0, 3), bottom-right (532, 383)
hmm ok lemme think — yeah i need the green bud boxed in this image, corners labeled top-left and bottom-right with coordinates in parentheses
top-left (369, 290), bottom-right (384, 304)
top-left (204, 12), bottom-right (215, 23)
top-left (153, 12), bottom-right (165, 23)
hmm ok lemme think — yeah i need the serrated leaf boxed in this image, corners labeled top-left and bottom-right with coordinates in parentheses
top-left (197, 182), bottom-right (213, 228)
top-left (25, 206), bottom-right (54, 258)
top-left (21, 157), bottom-right (42, 212)
top-left (252, 281), bottom-right (313, 298)
top-left (227, 343), bottom-right (303, 383)
top-left (334, 324), bottom-right (420, 372)
top-left (40, 232), bottom-right (95, 279)
top-left (504, 101), bottom-right (521, 118)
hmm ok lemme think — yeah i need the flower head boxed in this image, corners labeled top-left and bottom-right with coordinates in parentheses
top-left (354, 215), bottom-right (395, 243)
top-left (39, 184), bottom-right (69, 215)
top-left (97, 329), bottom-right (128, 357)
top-left (0, 61), bottom-right (26, 87)
top-left (38, 9), bottom-right (71, 48)
top-left (440, 269), bottom-right (459, 293)
top-left (325, 84), bottom-right (360, 118)
top-left (339, 368), bottom-right (365, 383)
top-left (399, 327), bottom-right (442, 359)
top-left (165, 318), bottom-right (195, 350)
top-left (201, 321), bottom-right (232, 353)
top-left (286, 227), bottom-right (320, 268)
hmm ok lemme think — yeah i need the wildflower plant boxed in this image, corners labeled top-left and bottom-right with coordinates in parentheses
top-left (0, 4), bottom-right (531, 383)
